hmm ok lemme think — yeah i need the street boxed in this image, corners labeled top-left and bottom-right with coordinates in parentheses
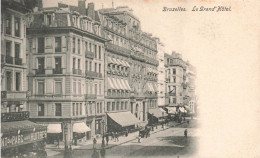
top-left (48, 120), bottom-right (198, 158)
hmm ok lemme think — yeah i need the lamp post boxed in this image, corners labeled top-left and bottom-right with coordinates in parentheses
top-left (101, 119), bottom-right (105, 147)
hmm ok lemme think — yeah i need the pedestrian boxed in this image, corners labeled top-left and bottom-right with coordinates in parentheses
top-left (93, 137), bottom-right (97, 149)
top-left (115, 132), bottom-right (119, 142)
top-left (105, 134), bottom-right (109, 146)
top-left (56, 136), bottom-right (60, 148)
top-left (111, 132), bottom-right (115, 141)
top-left (184, 129), bottom-right (188, 138)
top-left (69, 145), bottom-right (73, 158)
top-left (74, 135), bottom-right (77, 146)
top-left (125, 129), bottom-right (128, 137)
top-left (101, 136), bottom-right (105, 148)
top-left (137, 135), bottom-right (141, 143)
top-left (100, 147), bottom-right (106, 158)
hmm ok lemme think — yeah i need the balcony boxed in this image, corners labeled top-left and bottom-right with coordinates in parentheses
top-left (85, 71), bottom-right (102, 78)
top-left (131, 52), bottom-right (145, 62)
top-left (6, 56), bottom-right (14, 64)
top-left (35, 69), bottom-right (45, 75)
top-left (85, 94), bottom-right (97, 100)
top-left (1, 111), bottom-right (30, 122)
top-left (1, 91), bottom-right (27, 99)
top-left (105, 43), bottom-right (131, 57)
top-left (15, 57), bottom-right (22, 65)
top-left (107, 93), bottom-right (130, 99)
top-left (85, 50), bottom-right (95, 59)
top-left (53, 68), bottom-right (62, 74)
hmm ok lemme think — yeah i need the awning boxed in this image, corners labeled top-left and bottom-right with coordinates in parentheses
top-left (122, 60), bottom-right (130, 67)
top-left (149, 83), bottom-right (155, 92)
top-left (148, 108), bottom-right (166, 118)
top-left (1, 120), bottom-right (47, 149)
top-left (108, 77), bottom-right (116, 90)
top-left (107, 111), bottom-right (140, 127)
top-left (179, 107), bottom-right (187, 113)
top-left (119, 78), bottom-right (128, 90)
top-left (159, 108), bottom-right (167, 113)
top-left (124, 79), bottom-right (131, 91)
top-left (116, 78), bottom-right (124, 90)
top-left (47, 124), bottom-right (62, 133)
top-left (146, 83), bottom-right (152, 93)
top-left (111, 78), bottom-right (120, 90)
top-left (111, 58), bottom-right (120, 65)
top-left (73, 122), bottom-right (91, 133)
top-left (166, 107), bottom-right (177, 114)
top-left (184, 105), bottom-right (192, 112)
top-left (115, 58), bottom-right (124, 66)
top-left (107, 57), bottom-right (113, 64)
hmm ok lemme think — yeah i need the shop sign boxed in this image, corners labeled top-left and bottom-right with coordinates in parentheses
top-left (1, 130), bottom-right (47, 148)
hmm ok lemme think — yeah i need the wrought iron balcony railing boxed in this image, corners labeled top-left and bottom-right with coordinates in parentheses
top-left (85, 50), bottom-right (95, 59)
top-left (36, 69), bottom-right (45, 75)
top-left (1, 111), bottom-right (30, 122)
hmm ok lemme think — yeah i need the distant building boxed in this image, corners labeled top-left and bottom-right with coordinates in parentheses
top-left (1, 0), bottom-right (47, 157)
top-left (164, 52), bottom-right (186, 107)
top-left (26, 0), bottom-right (107, 143)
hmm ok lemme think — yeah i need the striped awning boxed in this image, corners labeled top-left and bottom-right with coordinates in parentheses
top-left (119, 78), bottom-right (128, 91)
top-left (116, 78), bottom-right (124, 90)
top-left (112, 78), bottom-right (120, 90)
top-left (122, 60), bottom-right (130, 67)
top-left (111, 58), bottom-right (120, 65)
top-left (152, 83), bottom-right (158, 92)
top-left (124, 79), bottom-right (131, 91)
top-left (107, 57), bottom-right (113, 64)
top-left (108, 77), bottom-right (116, 90)
top-left (73, 122), bottom-right (91, 133)
top-left (115, 58), bottom-right (124, 66)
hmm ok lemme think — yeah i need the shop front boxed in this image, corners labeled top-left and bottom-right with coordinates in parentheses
top-left (148, 108), bottom-right (167, 125)
top-left (107, 111), bottom-right (140, 134)
top-left (72, 121), bottom-right (91, 145)
top-left (1, 112), bottom-right (47, 158)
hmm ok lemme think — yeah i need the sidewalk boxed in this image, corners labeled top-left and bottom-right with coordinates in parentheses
top-left (45, 121), bottom-right (186, 157)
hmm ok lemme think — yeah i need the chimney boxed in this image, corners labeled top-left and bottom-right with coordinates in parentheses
top-left (87, 3), bottom-right (95, 20)
top-left (78, 0), bottom-right (86, 15)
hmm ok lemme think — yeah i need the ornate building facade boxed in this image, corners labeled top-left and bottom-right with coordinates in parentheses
top-left (26, 1), bottom-right (107, 142)
top-left (99, 6), bottom-right (159, 129)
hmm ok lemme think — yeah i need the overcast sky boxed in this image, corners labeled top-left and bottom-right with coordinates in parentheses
top-left (42, 0), bottom-right (260, 157)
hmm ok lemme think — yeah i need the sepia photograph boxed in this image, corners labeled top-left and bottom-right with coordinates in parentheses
top-left (1, 0), bottom-right (259, 158)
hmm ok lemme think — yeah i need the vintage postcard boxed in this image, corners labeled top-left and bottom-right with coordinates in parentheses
top-left (1, 0), bottom-right (259, 157)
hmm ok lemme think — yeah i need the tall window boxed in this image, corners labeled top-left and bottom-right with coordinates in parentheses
top-left (173, 68), bottom-right (176, 75)
top-left (55, 103), bottom-right (62, 116)
top-left (73, 80), bottom-right (77, 94)
top-left (78, 59), bottom-right (81, 70)
top-left (79, 103), bottom-right (82, 115)
top-left (73, 58), bottom-right (76, 69)
top-left (38, 103), bottom-right (44, 116)
top-left (6, 41), bottom-right (11, 57)
top-left (99, 83), bottom-right (101, 95)
top-left (15, 43), bottom-right (20, 58)
top-left (107, 102), bottom-right (110, 112)
top-left (46, 14), bottom-right (52, 25)
top-left (173, 76), bottom-right (176, 83)
top-left (112, 102), bottom-right (115, 111)
top-left (125, 101), bottom-right (128, 110)
top-left (85, 103), bottom-right (88, 115)
top-left (89, 61), bottom-right (92, 71)
top-left (94, 45), bottom-right (97, 58)
top-left (98, 46), bottom-right (101, 59)
top-left (121, 102), bottom-right (124, 110)
top-left (76, 103), bottom-right (79, 115)
top-left (73, 38), bottom-right (75, 53)
top-left (116, 102), bottom-right (119, 110)
top-left (97, 103), bottom-right (100, 113)
top-left (94, 84), bottom-right (97, 95)
top-left (100, 103), bottom-right (103, 113)
top-left (14, 17), bottom-right (20, 37)
top-left (85, 41), bottom-right (88, 52)
top-left (38, 80), bottom-right (44, 95)
top-left (85, 61), bottom-right (88, 71)
top-left (86, 82), bottom-right (89, 94)
top-left (72, 103), bottom-right (75, 116)
top-left (55, 80), bottom-right (62, 95)
top-left (38, 57), bottom-right (45, 73)
top-left (38, 37), bottom-right (44, 53)
top-left (78, 81), bottom-right (81, 95)
top-left (55, 37), bottom-right (61, 52)
top-left (89, 43), bottom-right (92, 52)
top-left (78, 39), bottom-right (80, 54)
top-left (6, 71), bottom-right (12, 91)
top-left (90, 83), bottom-right (93, 94)
top-left (89, 103), bottom-right (92, 114)
top-left (94, 63), bottom-right (97, 72)
top-left (98, 64), bottom-right (101, 73)
top-left (54, 57), bottom-right (62, 74)
top-left (15, 72), bottom-right (21, 91)
top-left (5, 15), bottom-right (11, 35)
top-left (173, 98), bottom-right (176, 104)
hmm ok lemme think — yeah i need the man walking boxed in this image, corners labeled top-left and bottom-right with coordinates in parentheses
top-left (105, 134), bottom-right (109, 146)
top-left (184, 129), bottom-right (188, 138)
top-left (93, 137), bottom-right (97, 149)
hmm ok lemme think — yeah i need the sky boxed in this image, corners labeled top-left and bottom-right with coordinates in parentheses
top-left (43, 0), bottom-right (260, 157)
